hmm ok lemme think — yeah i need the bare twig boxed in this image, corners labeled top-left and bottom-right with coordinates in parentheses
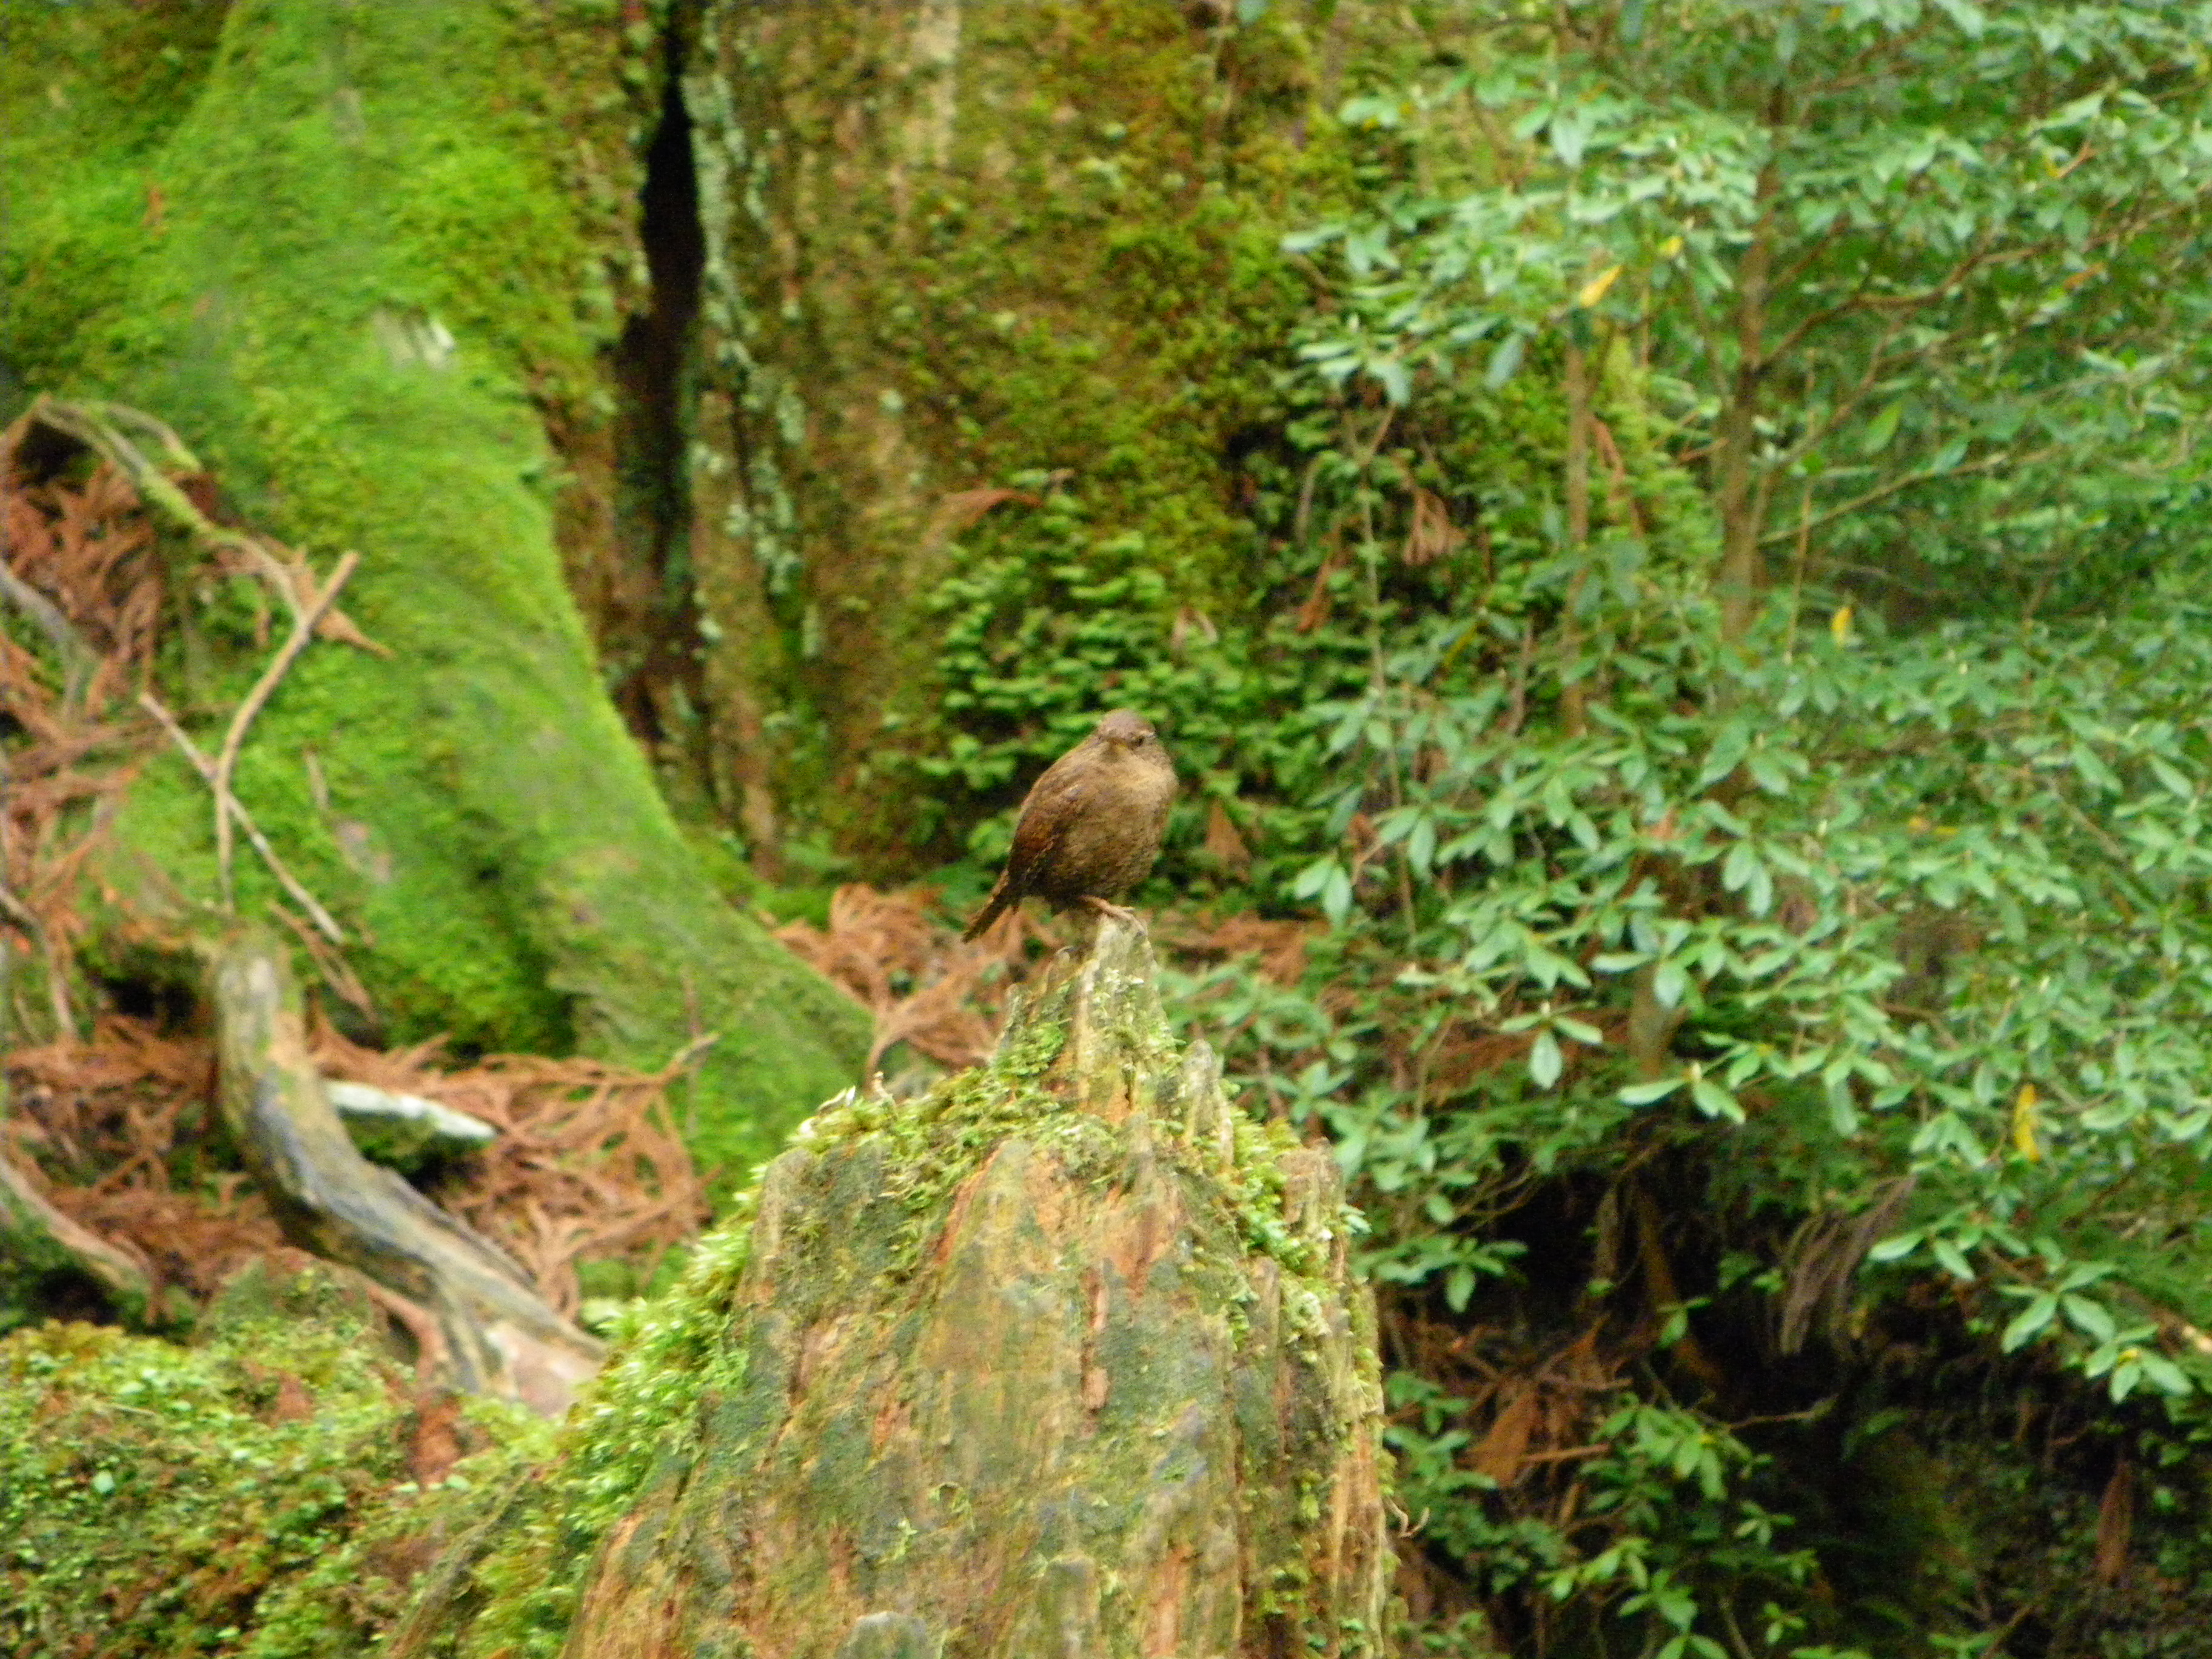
top-left (138, 692), bottom-right (347, 944)
top-left (662, 1030), bottom-right (723, 1075)
top-left (212, 550), bottom-right (358, 908)
top-left (269, 899), bottom-right (374, 1017)
top-left (1756, 446), bottom-right (2054, 549)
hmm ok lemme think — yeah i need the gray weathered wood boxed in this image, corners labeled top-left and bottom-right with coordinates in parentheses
top-left (207, 930), bottom-right (600, 1413)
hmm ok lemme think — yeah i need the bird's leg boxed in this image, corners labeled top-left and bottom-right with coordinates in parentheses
top-left (1079, 894), bottom-right (1147, 932)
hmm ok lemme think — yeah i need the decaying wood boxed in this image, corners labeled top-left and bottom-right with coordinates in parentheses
top-left (557, 918), bottom-right (1392, 1656)
top-left (207, 928), bottom-right (601, 1413)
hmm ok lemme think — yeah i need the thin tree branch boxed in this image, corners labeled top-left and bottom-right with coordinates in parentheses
top-left (211, 551), bottom-right (358, 909)
top-left (1757, 444), bottom-right (2059, 550)
top-left (138, 692), bottom-right (347, 944)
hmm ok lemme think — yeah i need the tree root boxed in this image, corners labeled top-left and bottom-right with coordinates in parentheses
top-left (0, 1148), bottom-right (156, 1324)
top-left (207, 928), bottom-right (602, 1413)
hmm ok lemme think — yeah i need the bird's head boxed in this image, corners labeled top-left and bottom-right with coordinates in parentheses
top-left (1093, 709), bottom-right (1161, 754)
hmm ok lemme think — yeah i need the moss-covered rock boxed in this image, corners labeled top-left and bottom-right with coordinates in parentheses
top-left (0, 0), bottom-right (868, 1174)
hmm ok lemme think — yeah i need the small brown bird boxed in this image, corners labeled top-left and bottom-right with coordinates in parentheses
top-left (962, 709), bottom-right (1177, 940)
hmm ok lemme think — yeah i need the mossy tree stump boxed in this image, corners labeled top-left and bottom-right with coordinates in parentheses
top-left (521, 919), bottom-right (1392, 1657)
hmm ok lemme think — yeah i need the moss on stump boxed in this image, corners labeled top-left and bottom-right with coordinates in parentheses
top-left (459, 918), bottom-right (1393, 1657)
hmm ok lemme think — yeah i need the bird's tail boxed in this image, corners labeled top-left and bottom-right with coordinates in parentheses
top-left (961, 874), bottom-right (1012, 942)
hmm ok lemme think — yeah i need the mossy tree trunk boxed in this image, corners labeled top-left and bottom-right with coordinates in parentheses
top-left (681, 0), bottom-right (1352, 867)
top-left (0, 1), bottom-right (868, 1173)
top-left (450, 920), bottom-right (1395, 1655)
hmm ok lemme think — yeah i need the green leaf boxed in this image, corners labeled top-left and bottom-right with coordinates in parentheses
top-left (1866, 1238), bottom-right (1920, 1274)
top-left (1690, 1075), bottom-right (1743, 1122)
top-left (1487, 332), bottom-right (1526, 387)
top-left (1529, 1028), bottom-right (1564, 1088)
top-left (2062, 1294), bottom-right (2117, 1345)
top-left (1931, 1236), bottom-right (1976, 1281)
top-left (1860, 400), bottom-right (1905, 455)
top-left (2001, 1294), bottom-right (2058, 1352)
top-left (2138, 1355), bottom-right (2191, 1396)
top-left (1446, 1264), bottom-right (1476, 1312)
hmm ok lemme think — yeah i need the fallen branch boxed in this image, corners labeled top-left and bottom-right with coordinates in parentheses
top-left (0, 538), bottom-right (97, 712)
top-left (0, 880), bottom-right (78, 1036)
top-left (211, 549), bottom-right (358, 908)
top-left (138, 691), bottom-right (347, 943)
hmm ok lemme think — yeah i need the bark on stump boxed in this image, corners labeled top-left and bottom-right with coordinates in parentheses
top-left (559, 917), bottom-right (1392, 1657)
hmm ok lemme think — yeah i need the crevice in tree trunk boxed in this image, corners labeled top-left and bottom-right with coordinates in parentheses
top-left (608, 18), bottom-right (712, 804)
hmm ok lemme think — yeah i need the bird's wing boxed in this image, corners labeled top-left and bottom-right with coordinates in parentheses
top-left (1001, 751), bottom-right (1093, 893)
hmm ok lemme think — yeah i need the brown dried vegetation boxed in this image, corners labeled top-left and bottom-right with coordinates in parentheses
top-left (773, 883), bottom-right (1042, 1073)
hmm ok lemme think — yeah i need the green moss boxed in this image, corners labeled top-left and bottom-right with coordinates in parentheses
top-left (0, 2), bottom-right (229, 415)
top-left (2, 0), bottom-right (867, 1162)
top-left (0, 1266), bottom-right (548, 1658)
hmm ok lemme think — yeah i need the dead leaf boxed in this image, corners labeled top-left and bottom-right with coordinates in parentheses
top-left (1470, 1386), bottom-right (1541, 1486)
top-left (409, 1391), bottom-right (463, 1486)
top-left (1403, 487), bottom-right (1464, 566)
top-left (1203, 799), bottom-right (1252, 877)
top-left (919, 486), bottom-right (1036, 559)
top-left (2096, 1456), bottom-right (2134, 1584)
top-left (270, 1373), bottom-right (315, 1424)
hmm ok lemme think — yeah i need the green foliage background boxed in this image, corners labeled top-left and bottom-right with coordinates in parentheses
top-left (12, 1), bottom-right (2212, 1655)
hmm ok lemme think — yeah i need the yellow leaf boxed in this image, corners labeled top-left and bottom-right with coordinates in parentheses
top-left (1829, 605), bottom-right (1853, 644)
top-left (2012, 1084), bottom-right (2042, 1162)
top-left (1658, 235), bottom-right (1684, 259)
top-left (1577, 264), bottom-right (1623, 309)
